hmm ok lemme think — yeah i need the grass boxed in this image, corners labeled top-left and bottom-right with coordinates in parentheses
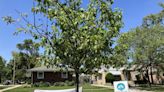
top-left (0, 86), bottom-right (11, 89)
top-left (4, 84), bottom-right (113, 92)
top-left (137, 85), bottom-right (164, 92)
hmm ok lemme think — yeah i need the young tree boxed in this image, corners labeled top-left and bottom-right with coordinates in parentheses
top-left (3, 0), bottom-right (122, 91)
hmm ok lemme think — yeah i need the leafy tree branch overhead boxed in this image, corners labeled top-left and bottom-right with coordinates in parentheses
top-left (3, 0), bottom-right (123, 91)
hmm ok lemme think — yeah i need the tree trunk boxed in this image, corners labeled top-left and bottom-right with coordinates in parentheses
top-left (0, 73), bottom-right (1, 83)
top-left (75, 71), bottom-right (79, 92)
top-left (150, 66), bottom-right (154, 84)
top-left (146, 69), bottom-right (151, 87)
top-left (13, 59), bottom-right (16, 85)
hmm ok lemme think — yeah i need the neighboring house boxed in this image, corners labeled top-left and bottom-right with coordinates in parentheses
top-left (28, 66), bottom-right (74, 84)
top-left (122, 65), bottom-right (164, 85)
top-left (91, 69), bottom-right (106, 85)
top-left (91, 67), bottom-right (123, 85)
top-left (92, 65), bottom-right (164, 86)
top-left (121, 65), bottom-right (141, 86)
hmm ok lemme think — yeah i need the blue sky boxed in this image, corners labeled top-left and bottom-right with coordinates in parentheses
top-left (0, 0), bottom-right (163, 62)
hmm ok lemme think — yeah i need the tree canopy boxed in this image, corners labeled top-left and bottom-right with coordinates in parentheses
top-left (0, 56), bottom-right (6, 83)
top-left (6, 39), bottom-right (40, 83)
top-left (3, 0), bottom-right (123, 91)
top-left (143, 2), bottom-right (164, 27)
top-left (116, 6), bottom-right (164, 85)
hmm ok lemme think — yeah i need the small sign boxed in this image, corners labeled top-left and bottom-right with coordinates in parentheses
top-left (114, 81), bottom-right (129, 92)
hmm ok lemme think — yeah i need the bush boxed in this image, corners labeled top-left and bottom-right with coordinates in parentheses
top-left (54, 82), bottom-right (60, 86)
top-left (33, 81), bottom-right (75, 87)
top-left (32, 83), bottom-right (39, 87)
top-left (25, 79), bottom-right (31, 84)
top-left (41, 82), bottom-right (51, 87)
top-left (80, 76), bottom-right (90, 84)
top-left (67, 81), bottom-right (75, 86)
top-left (64, 81), bottom-right (69, 86)
top-left (32, 82), bottom-right (51, 87)
top-left (58, 82), bottom-right (65, 86)
top-left (105, 73), bottom-right (115, 84)
top-left (53, 82), bottom-right (59, 86)
top-left (53, 81), bottom-right (74, 86)
top-left (53, 82), bottom-right (65, 86)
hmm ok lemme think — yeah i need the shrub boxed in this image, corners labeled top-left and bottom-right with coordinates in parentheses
top-left (53, 81), bottom-right (74, 86)
top-left (32, 82), bottom-right (51, 87)
top-left (53, 82), bottom-right (60, 86)
top-left (67, 81), bottom-right (75, 86)
top-left (65, 80), bottom-right (69, 86)
top-left (41, 82), bottom-right (51, 87)
top-left (80, 75), bottom-right (90, 84)
top-left (53, 82), bottom-right (65, 86)
top-left (25, 79), bottom-right (31, 84)
top-left (58, 82), bottom-right (65, 86)
top-left (105, 73), bottom-right (115, 84)
top-left (32, 82), bottom-right (39, 87)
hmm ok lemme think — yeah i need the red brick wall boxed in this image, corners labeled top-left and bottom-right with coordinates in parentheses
top-left (32, 71), bottom-right (73, 83)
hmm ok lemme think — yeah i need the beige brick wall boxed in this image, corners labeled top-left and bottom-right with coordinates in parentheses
top-left (92, 72), bottom-right (106, 85)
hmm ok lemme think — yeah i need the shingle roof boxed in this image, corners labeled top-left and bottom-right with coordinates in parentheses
top-left (28, 66), bottom-right (74, 72)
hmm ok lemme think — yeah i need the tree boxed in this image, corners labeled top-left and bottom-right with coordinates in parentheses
top-left (116, 3), bottom-right (164, 86)
top-left (8, 52), bottom-right (33, 83)
top-left (117, 25), bottom-right (164, 86)
top-left (105, 73), bottom-right (115, 84)
top-left (16, 39), bottom-right (40, 68)
top-left (3, 0), bottom-right (122, 91)
top-left (142, 2), bottom-right (164, 27)
top-left (0, 56), bottom-right (6, 83)
top-left (11, 39), bottom-right (40, 83)
top-left (5, 39), bottom-right (40, 83)
top-left (141, 3), bottom-right (164, 85)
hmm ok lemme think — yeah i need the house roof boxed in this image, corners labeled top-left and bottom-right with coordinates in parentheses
top-left (95, 66), bottom-right (122, 75)
top-left (28, 66), bottom-right (74, 72)
top-left (109, 71), bottom-right (121, 75)
top-left (107, 67), bottom-right (122, 75)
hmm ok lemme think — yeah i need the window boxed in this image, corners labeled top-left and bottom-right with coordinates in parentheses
top-left (37, 72), bottom-right (44, 79)
top-left (61, 72), bottom-right (68, 78)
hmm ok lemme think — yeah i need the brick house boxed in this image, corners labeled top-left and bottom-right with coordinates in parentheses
top-left (28, 66), bottom-right (74, 84)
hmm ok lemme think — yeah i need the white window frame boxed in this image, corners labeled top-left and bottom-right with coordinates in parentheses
top-left (37, 72), bottom-right (44, 79)
top-left (61, 72), bottom-right (68, 79)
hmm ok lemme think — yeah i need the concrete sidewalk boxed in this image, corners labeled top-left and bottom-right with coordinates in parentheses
top-left (91, 84), bottom-right (153, 92)
top-left (0, 85), bottom-right (22, 92)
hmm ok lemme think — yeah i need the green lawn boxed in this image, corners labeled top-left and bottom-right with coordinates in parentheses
top-left (0, 86), bottom-right (11, 89)
top-left (4, 84), bottom-right (113, 92)
top-left (138, 85), bottom-right (164, 92)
